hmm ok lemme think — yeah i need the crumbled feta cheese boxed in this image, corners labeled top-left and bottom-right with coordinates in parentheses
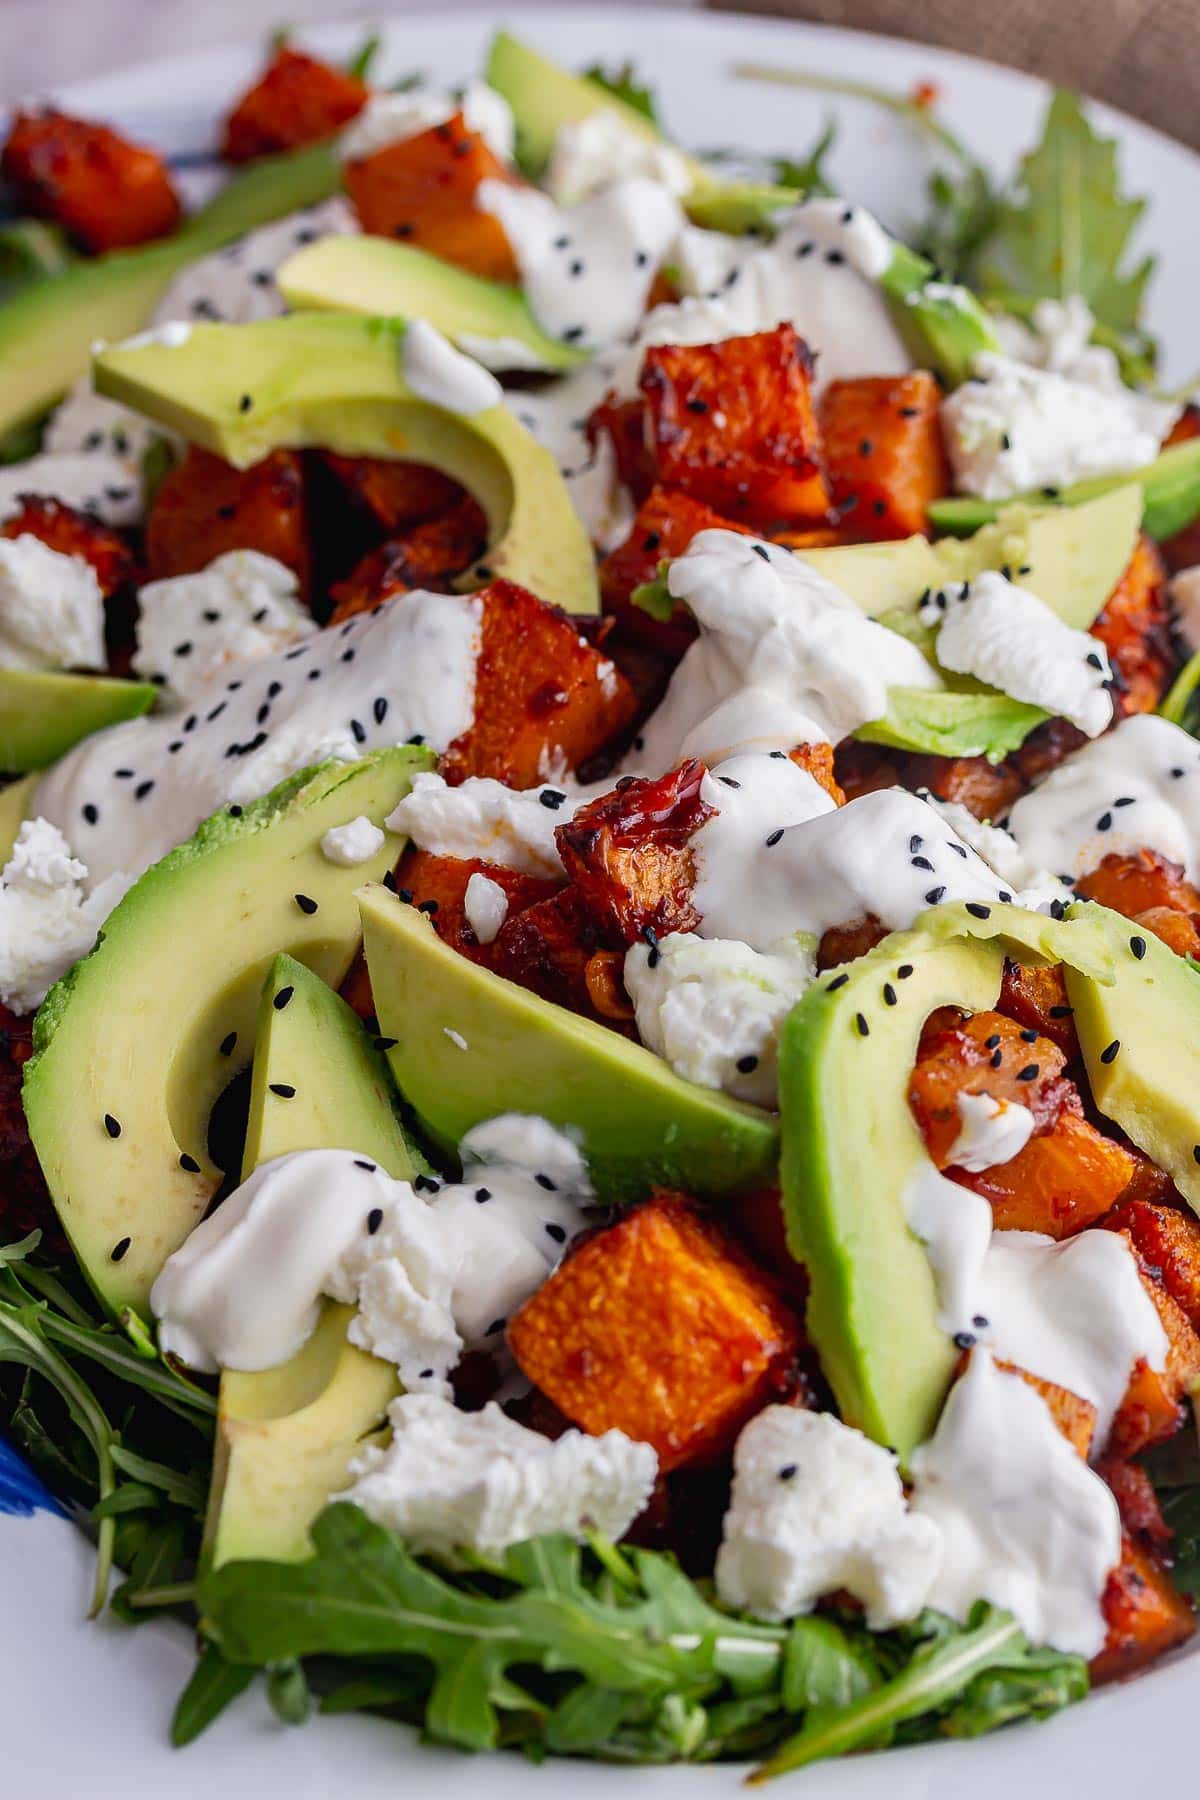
top-left (920, 570), bottom-right (1113, 737)
top-left (463, 870), bottom-right (509, 944)
top-left (132, 550), bottom-right (317, 702)
top-left (0, 536), bottom-right (106, 673)
top-left (909, 1350), bottom-right (1121, 1656)
top-left (946, 1092), bottom-right (1035, 1172)
top-left (715, 1407), bottom-right (941, 1626)
top-left (941, 349), bottom-right (1177, 501)
top-left (0, 818), bottom-right (129, 1014)
top-left (401, 319), bottom-right (502, 415)
top-left (1006, 711), bottom-right (1200, 883)
top-left (149, 198), bottom-right (358, 327)
top-left (547, 109), bottom-right (692, 206)
top-left (44, 375), bottom-right (160, 468)
top-left (342, 1392), bottom-right (657, 1556)
top-left (320, 816), bottom-right (387, 868)
top-left (337, 82), bottom-right (515, 165)
top-left (1171, 565), bottom-right (1200, 652)
top-left (0, 450), bottom-right (144, 527)
top-left (386, 770), bottom-right (575, 877)
top-left (624, 929), bottom-right (815, 1107)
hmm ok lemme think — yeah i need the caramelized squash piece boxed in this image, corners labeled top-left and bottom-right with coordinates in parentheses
top-left (145, 447), bottom-right (311, 598)
top-left (639, 326), bottom-right (830, 529)
top-left (900, 752), bottom-right (1025, 823)
top-left (998, 961), bottom-right (1079, 1058)
top-left (1097, 1458), bottom-right (1174, 1553)
top-left (815, 914), bottom-right (889, 971)
top-left (1107, 1267), bottom-right (1200, 1459)
top-left (555, 761), bottom-right (714, 947)
top-left (1, 109), bottom-right (180, 252)
top-left (508, 1192), bottom-right (803, 1470)
top-left (588, 394), bottom-right (656, 509)
top-left (327, 497), bottom-right (490, 624)
top-left (343, 115), bottom-right (519, 282)
top-left (221, 46), bottom-right (367, 163)
top-left (321, 454), bottom-right (467, 533)
top-left (1103, 1197), bottom-right (1200, 1330)
top-left (819, 371), bottom-right (949, 541)
top-left (966, 1113), bottom-right (1135, 1239)
top-left (1091, 535), bottom-right (1173, 717)
top-left (598, 487), bottom-right (750, 656)
top-left (995, 1358), bottom-right (1096, 1459)
top-left (492, 886), bottom-right (610, 1022)
top-left (1075, 847), bottom-right (1200, 920)
top-left (395, 849), bottom-right (560, 972)
top-left (441, 579), bottom-right (637, 789)
top-left (1092, 1535), bottom-right (1196, 1682)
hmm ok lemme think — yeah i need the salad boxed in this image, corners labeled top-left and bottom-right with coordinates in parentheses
top-left (1, 26), bottom-right (1199, 1779)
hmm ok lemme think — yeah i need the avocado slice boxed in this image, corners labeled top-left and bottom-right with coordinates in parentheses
top-left (93, 314), bottom-right (599, 616)
top-left (929, 438), bottom-right (1200, 543)
top-left (205, 954), bottom-right (426, 1569)
top-left (0, 774), bottom-right (36, 864)
top-left (802, 485), bottom-right (1141, 629)
top-left (779, 902), bottom-right (1113, 1458)
top-left (276, 236), bottom-right (589, 374)
top-left (857, 686), bottom-right (1049, 761)
top-left (23, 745), bottom-right (431, 1317)
top-left (0, 141), bottom-right (339, 440)
top-left (0, 670), bottom-right (157, 772)
top-left (359, 885), bottom-right (779, 1201)
top-left (1065, 899), bottom-right (1200, 1217)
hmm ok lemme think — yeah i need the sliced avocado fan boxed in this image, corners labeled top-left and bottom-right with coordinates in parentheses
top-left (929, 438), bottom-right (1200, 543)
top-left (277, 236), bottom-right (589, 374)
top-left (93, 313), bottom-right (599, 616)
top-left (359, 885), bottom-right (779, 1202)
top-left (205, 954), bottom-right (425, 1570)
top-left (778, 902), bottom-right (1113, 1462)
top-left (0, 669), bottom-right (157, 772)
top-left (23, 745), bottom-right (431, 1318)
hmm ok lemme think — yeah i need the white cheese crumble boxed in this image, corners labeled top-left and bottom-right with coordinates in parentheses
top-left (342, 1392), bottom-right (657, 1557)
top-left (336, 82), bottom-right (515, 165)
top-left (0, 818), bottom-right (130, 1014)
top-left (715, 1407), bottom-right (941, 1626)
top-left (1006, 711), bottom-right (1200, 884)
top-left (624, 929), bottom-right (815, 1108)
top-left (0, 535), bottom-right (106, 673)
top-left (0, 450), bottom-right (145, 528)
top-left (920, 571), bottom-right (1114, 738)
top-left (386, 770), bottom-right (574, 878)
top-left (909, 1350), bottom-right (1121, 1657)
top-left (131, 550), bottom-right (317, 703)
top-left (320, 816), bottom-right (387, 867)
top-left (400, 319), bottom-right (503, 416)
top-left (463, 870), bottom-right (509, 944)
top-left (43, 375), bottom-right (161, 470)
top-left (631, 530), bottom-right (940, 775)
top-left (149, 199), bottom-right (358, 328)
top-left (546, 109), bottom-right (692, 205)
top-left (941, 349), bottom-right (1177, 502)
top-left (946, 1092), bottom-right (1035, 1172)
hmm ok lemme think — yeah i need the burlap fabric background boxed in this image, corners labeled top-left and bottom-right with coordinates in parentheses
top-left (707, 0), bottom-right (1200, 148)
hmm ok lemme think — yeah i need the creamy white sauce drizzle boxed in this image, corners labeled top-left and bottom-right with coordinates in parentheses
top-left (132, 550), bottom-right (317, 703)
top-left (946, 1092), bottom-right (1035, 1172)
top-left (386, 769), bottom-right (574, 878)
top-left (401, 320), bottom-right (503, 415)
top-left (336, 83), bottom-right (515, 166)
top-left (148, 199), bottom-right (358, 329)
top-left (547, 110), bottom-right (692, 206)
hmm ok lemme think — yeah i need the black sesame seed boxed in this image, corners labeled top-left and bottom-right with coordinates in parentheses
top-left (1086, 651), bottom-right (1104, 671)
top-left (1100, 1039), bottom-right (1121, 1065)
top-left (826, 973), bottom-right (849, 991)
top-left (1016, 1064), bottom-right (1039, 1082)
top-left (273, 986), bottom-right (294, 1010)
top-left (897, 964), bottom-right (914, 979)
top-left (990, 1049), bottom-right (1003, 1069)
top-left (685, 398), bottom-right (709, 414)
top-left (545, 1222), bottom-right (567, 1244)
top-left (1000, 432), bottom-right (1012, 451)
top-left (534, 1173), bottom-right (558, 1192)
top-left (174, 641), bottom-right (193, 658)
top-left (765, 829), bottom-right (785, 847)
top-left (219, 1031), bottom-right (237, 1056)
top-left (366, 1207), bottom-right (384, 1235)
top-left (374, 1036), bottom-right (399, 1052)
top-left (354, 1159), bottom-right (377, 1172)
top-left (539, 789), bottom-right (567, 810)
top-left (110, 1237), bottom-right (131, 1263)
top-left (207, 701), bottom-right (227, 722)
top-left (179, 1152), bottom-right (201, 1173)
top-left (965, 902), bottom-right (991, 920)
top-left (972, 1315), bottom-right (989, 1331)
top-left (228, 804), bottom-right (243, 818)
top-left (825, 248), bottom-right (845, 266)
top-left (417, 899), bottom-right (439, 916)
top-left (307, 667), bottom-right (322, 682)
top-left (238, 394), bottom-right (253, 413)
top-left (294, 894), bottom-right (318, 915)
top-left (909, 834), bottom-right (924, 853)
top-left (350, 719), bottom-right (367, 744)
top-left (103, 1113), bottom-right (122, 1139)
top-left (985, 1034), bottom-right (1001, 1049)
top-left (135, 779), bottom-right (155, 801)
top-left (855, 1013), bottom-right (870, 1037)
top-left (736, 1054), bottom-right (759, 1073)
top-left (1097, 812), bottom-right (1113, 832)
top-left (1020, 1028), bottom-right (1038, 1043)
top-left (373, 697), bottom-right (388, 726)
top-left (115, 768), bottom-right (134, 779)
top-left (1193, 1146), bottom-right (1200, 1166)
top-left (1130, 935), bottom-right (1147, 959)
top-left (924, 886), bottom-right (947, 904)
top-left (383, 871), bottom-right (398, 893)
top-left (778, 1463), bottom-right (798, 1480)
top-left (1048, 1005), bottom-right (1074, 1019)
top-left (953, 1331), bottom-right (976, 1350)
top-left (949, 843), bottom-right (969, 859)
top-left (486, 1319), bottom-right (506, 1336)
top-left (256, 703), bottom-right (271, 726)
top-left (883, 983), bottom-right (897, 1006)
top-left (911, 855), bottom-right (934, 871)
top-left (414, 1174), bottom-right (440, 1194)
top-left (718, 775), bottom-right (742, 789)
top-left (82, 803), bottom-right (99, 825)
top-left (268, 1083), bottom-right (296, 1098)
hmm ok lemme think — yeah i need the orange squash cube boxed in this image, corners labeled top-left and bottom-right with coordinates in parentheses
top-left (555, 760), bottom-right (714, 946)
top-left (327, 498), bottom-right (489, 624)
top-left (639, 325), bottom-right (830, 529)
top-left (321, 454), bottom-right (467, 533)
top-left (1102, 1199), bottom-right (1200, 1331)
top-left (966, 1113), bottom-right (1136, 1239)
top-left (998, 961), bottom-right (1079, 1058)
top-left (2, 109), bottom-right (180, 252)
top-left (1092, 1535), bottom-right (1196, 1682)
top-left (598, 487), bottom-right (751, 656)
top-left (508, 1192), bottom-right (803, 1470)
top-left (394, 849), bottom-right (561, 972)
top-left (1075, 847), bottom-right (1200, 921)
top-left (996, 1359), bottom-right (1097, 1459)
top-left (221, 46), bottom-right (367, 163)
top-left (343, 115), bottom-right (519, 283)
top-left (819, 371), bottom-right (949, 540)
top-left (145, 447), bottom-right (311, 599)
top-left (1090, 535), bottom-right (1171, 717)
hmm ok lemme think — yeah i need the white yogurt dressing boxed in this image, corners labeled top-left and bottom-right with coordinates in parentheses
top-left (148, 198), bottom-right (359, 329)
top-left (400, 319), bottom-right (503, 415)
top-left (1006, 710), bottom-right (1200, 883)
top-left (0, 450), bottom-right (145, 528)
top-left (336, 82), bottom-right (516, 166)
top-left (386, 769), bottom-right (576, 878)
top-left (920, 570), bottom-right (1114, 738)
top-left (34, 590), bottom-right (481, 886)
top-left (547, 109), bottom-right (692, 206)
top-left (909, 1350), bottom-right (1121, 1657)
top-left (946, 1091), bottom-right (1035, 1172)
top-left (131, 550), bottom-right (317, 703)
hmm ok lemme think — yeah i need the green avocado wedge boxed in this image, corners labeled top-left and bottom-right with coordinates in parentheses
top-left (359, 886), bottom-right (779, 1202)
top-left (277, 236), bottom-right (589, 373)
top-left (0, 669), bottom-right (157, 771)
top-left (778, 902), bottom-right (1113, 1461)
top-left (23, 746), bottom-right (431, 1318)
top-left (0, 774), bottom-right (37, 863)
top-left (1065, 899), bottom-right (1200, 1217)
top-left (93, 314), bottom-right (599, 615)
top-left (0, 141), bottom-right (339, 440)
top-left (204, 955), bottom-right (425, 1571)
top-left (857, 687), bottom-right (1050, 762)
top-left (929, 438), bottom-right (1200, 543)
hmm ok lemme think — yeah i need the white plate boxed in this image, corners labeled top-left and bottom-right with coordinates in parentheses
top-left (2, 11), bottom-right (1196, 1795)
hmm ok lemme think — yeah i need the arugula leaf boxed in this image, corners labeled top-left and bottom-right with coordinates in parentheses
top-left (582, 61), bottom-right (659, 127)
top-left (770, 121), bottom-right (838, 199)
top-left (977, 91), bottom-right (1153, 341)
top-left (1159, 1484), bottom-right (1200, 1599)
top-left (172, 1646), bottom-right (255, 1748)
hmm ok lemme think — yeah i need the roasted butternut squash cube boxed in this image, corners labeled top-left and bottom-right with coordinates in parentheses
top-left (998, 961), bottom-right (1079, 1058)
top-left (1075, 847), bottom-right (1200, 921)
top-left (343, 115), bottom-right (519, 283)
top-left (441, 579), bottom-right (638, 789)
top-left (2, 496), bottom-right (136, 600)
top-left (145, 447), bottom-right (311, 599)
top-left (1108, 1265), bottom-right (1200, 1459)
top-left (327, 497), bottom-right (489, 624)
top-left (1097, 1458), bottom-right (1173, 1553)
top-left (492, 886), bottom-right (608, 1021)
top-left (815, 914), bottom-right (890, 971)
top-left (598, 487), bottom-right (750, 656)
top-left (395, 849), bottom-right (561, 972)
top-left (555, 760), bottom-right (714, 946)
top-left (221, 46), bottom-right (367, 163)
top-left (1092, 1535), bottom-right (1196, 1682)
top-left (993, 1358), bottom-right (1096, 1459)
top-left (508, 1192), bottom-right (803, 1470)
top-left (587, 394), bottom-right (656, 509)
top-left (966, 1113), bottom-right (1135, 1239)
top-left (899, 751), bottom-right (1025, 823)
top-left (819, 371), bottom-right (949, 541)
top-left (1090, 535), bottom-right (1172, 717)
top-left (1103, 1198), bottom-right (1200, 1330)
top-left (321, 454), bottom-right (467, 533)
top-left (1, 109), bottom-right (180, 252)
top-left (639, 326), bottom-right (830, 529)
